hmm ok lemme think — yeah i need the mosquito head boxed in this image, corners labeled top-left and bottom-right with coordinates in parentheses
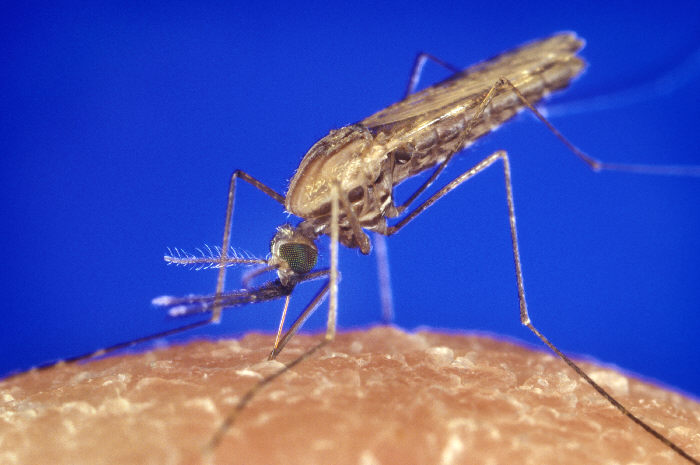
top-left (269, 224), bottom-right (318, 285)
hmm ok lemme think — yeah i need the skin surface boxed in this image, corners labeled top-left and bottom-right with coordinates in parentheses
top-left (1, 326), bottom-right (698, 465)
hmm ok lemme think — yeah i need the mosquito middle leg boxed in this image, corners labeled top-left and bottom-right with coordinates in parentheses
top-left (368, 51), bottom-right (464, 325)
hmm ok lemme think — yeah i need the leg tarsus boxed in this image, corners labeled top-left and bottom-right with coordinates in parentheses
top-left (524, 320), bottom-right (698, 464)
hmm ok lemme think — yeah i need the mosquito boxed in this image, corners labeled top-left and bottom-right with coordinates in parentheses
top-left (147, 32), bottom-right (700, 462)
top-left (17, 32), bottom-right (699, 463)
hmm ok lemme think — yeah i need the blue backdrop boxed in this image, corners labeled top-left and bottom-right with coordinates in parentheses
top-left (2, 1), bottom-right (699, 401)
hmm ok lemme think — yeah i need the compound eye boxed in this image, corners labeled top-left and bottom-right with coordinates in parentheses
top-left (279, 242), bottom-right (317, 274)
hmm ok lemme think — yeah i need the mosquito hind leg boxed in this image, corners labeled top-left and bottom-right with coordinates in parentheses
top-left (212, 170), bottom-right (285, 322)
top-left (383, 149), bottom-right (698, 464)
top-left (500, 76), bottom-right (700, 177)
top-left (404, 52), bottom-right (461, 97)
top-left (204, 283), bottom-right (332, 456)
top-left (390, 78), bottom-right (503, 216)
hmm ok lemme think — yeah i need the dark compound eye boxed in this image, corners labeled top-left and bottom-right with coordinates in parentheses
top-left (279, 242), bottom-right (317, 274)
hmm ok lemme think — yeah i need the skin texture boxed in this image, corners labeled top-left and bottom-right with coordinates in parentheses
top-left (1, 326), bottom-right (698, 465)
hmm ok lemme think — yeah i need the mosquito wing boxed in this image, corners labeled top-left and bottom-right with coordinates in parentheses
top-left (361, 32), bottom-right (586, 145)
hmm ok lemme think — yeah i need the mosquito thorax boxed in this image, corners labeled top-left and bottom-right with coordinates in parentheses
top-left (269, 224), bottom-right (318, 285)
top-left (285, 124), bottom-right (380, 220)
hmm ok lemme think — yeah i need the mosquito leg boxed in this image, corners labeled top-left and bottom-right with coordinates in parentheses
top-left (384, 151), bottom-right (503, 234)
top-left (204, 339), bottom-right (330, 458)
top-left (366, 54), bottom-right (461, 326)
top-left (404, 52), bottom-right (461, 97)
top-left (371, 58), bottom-right (500, 324)
top-left (267, 294), bottom-right (292, 360)
top-left (213, 170), bottom-right (286, 323)
top-left (336, 184), bottom-right (371, 254)
top-left (500, 76), bottom-right (700, 176)
top-left (372, 233), bottom-right (394, 323)
top-left (393, 78), bottom-right (504, 215)
top-left (268, 181), bottom-right (343, 357)
top-left (210, 190), bottom-right (343, 456)
top-left (13, 318), bottom-right (212, 378)
top-left (385, 149), bottom-right (697, 464)
top-left (268, 272), bottom-right (332, 359)
top-left (327, 182), bottom-right (340, 341)
top-left (394, 71), bottom-right (699, 224)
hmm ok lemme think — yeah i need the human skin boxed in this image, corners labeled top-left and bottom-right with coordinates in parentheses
top-left (1, 326), bottom-right (699, 465)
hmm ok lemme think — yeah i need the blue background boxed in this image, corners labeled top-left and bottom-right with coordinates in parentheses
top-left (2, 1), bottom-right (699, 401)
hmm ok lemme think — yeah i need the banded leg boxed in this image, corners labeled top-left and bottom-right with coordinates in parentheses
top-left (213, 170), bottom-right (285, 322)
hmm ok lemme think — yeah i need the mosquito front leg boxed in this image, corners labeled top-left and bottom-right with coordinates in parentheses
top-left (269, 294), bottom-right (292, 359)
top-left (268, 181), bottom-right (345, 358)
top-left (266, 279), bottom-right (330, 359)
top-left (20, 318), bottom-right (213, 376)
top-left (204, 276), bottom-right (333, 457)
top-left (205, 191), bottom-right (342, 453)
top-left (213, 170), bottom-right (286, 322)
